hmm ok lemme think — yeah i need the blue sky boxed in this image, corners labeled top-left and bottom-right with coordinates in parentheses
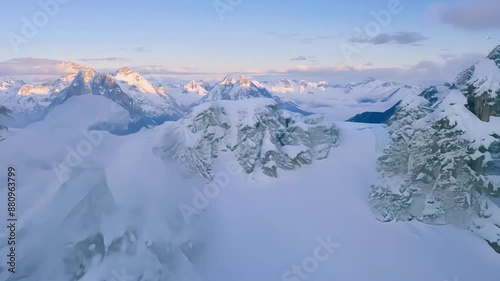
top-left (0, 0), bottom-right (499, 83)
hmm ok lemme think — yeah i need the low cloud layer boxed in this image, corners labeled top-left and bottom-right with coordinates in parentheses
top-left (134, 66), bottom-right (202, 75)
top-left (77, 57), bottom-right (130, 62)
top-left (290, 56), bottom-right (318, 62)
top-left (267, 32), bottom-right (336, 44)
top-left (430, 0), bottom-right (500, 30)
top-left (0, 58), bottom-right (84, 76)
top-left (350, 32), bottom-right (428, 45)
top-left (120, 47), bottom-right (152, 53)
top-left (253, 53), bottom-right (484, 84)
top-left (0, 53), bottom-right (486, 85)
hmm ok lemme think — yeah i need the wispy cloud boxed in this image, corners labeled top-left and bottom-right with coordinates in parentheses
top-left (0, 58), bottom-right (88, 76)
top-left (349, 32), bottom-right (428, 45)
top-left (77, 57), bottom-right (130, 62)
top-left (267, 32), bottom-right (336, 44)
top-left (134, 65), bottom-right (202, 75)
top-left (120, 47), bottom-right (152, 53)
top-left (291, 56), bottom-right (318, 62)
top-left (135, 47), bottom-right (152, 53)
top-left (266, 31), bottom-right (299, 40)
top-left (291, 56), bottom-right (308, 61)
top-left (428, 0), bottom-right (500, 30)
top-left (301, 35), bottom-right (336, 44)
top-left (252, 53), bottom-right (484, 84)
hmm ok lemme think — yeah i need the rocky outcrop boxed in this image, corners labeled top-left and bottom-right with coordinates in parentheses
top-left (154, 99), bottom-right (339, 180)
top-left (466, 94), bottom-right (491, 122)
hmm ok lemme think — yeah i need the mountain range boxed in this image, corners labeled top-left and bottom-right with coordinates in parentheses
top-left (2, 46), bottom-right (500, 281)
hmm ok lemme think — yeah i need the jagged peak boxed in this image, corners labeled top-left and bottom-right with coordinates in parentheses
top-left (74, 69), bottom-right (97, 82)
top-left (64, 61), bottom-right (94, 72)
top-left (184, 80), bottom-right (200, 87)
top-left (217, 74), bottom-right (258, 88)
top-left (1, 76), bottom-right (22, 86)
top-left (115, 66), bottom-right (135, 76)
top-left (487, 45), bottom-right (500, 67)
top-left (220, 73), bottom-right (237, 85)
top-left (237, 75), bottom-right (251, 87)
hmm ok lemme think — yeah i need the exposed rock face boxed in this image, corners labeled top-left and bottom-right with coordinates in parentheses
top-left (454, 47), bottom-right (500, 184)
top-left (370, 46), bottom-right (500, 254)
top-left (466, 95), bottom-right (491, 122)
top-left (47, 70), bottom-right (184, 133)
top-left (154, 99), bottom-right (339, 180)
top-left (458, 46), bottom-right (500, 121)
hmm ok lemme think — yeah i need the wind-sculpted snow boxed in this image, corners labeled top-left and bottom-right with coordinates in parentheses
top-left (0, 96), bottom-right (202, 281)
top-left (154, 98), bottom-right (339, 180)
top-left (2, 82), bottom-right (500, 280)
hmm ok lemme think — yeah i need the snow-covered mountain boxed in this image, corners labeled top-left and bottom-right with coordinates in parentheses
top-left (165, 80), bottom-right (212, 107)
top-left (0, 64), bottom-right (186, 132)
top-left (1, 64), bottom-right (426, 130)
top-left (199, 75), bottom-right (310, 115)
top-left (2, 84), bottom-right (499, 281)
top-left (0, 77), bottom-right (54, 125)
top-left (182, 80), bottom-right (212, 95)
top-left (261, 79), bottom-right (332, 95)
top-left (261, 77), bottom-right (423, 122)
top-left (47, 68), bottom-right (184, 133)
top-left (3, 51), bottom-right (500, 281)
top-left (0, 95), bottom-right (200, 281)
top-left (262, 77), bottom-right (419, 97)
top-left (370, 45), bottom-right (500, 253)
top-left (153, 98), bottom-right (338, 180)
top-left (454, 46), bottom-right (500, 119)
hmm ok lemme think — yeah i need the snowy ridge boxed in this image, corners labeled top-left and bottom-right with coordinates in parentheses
top-left (261, 79), bottom-right (330, 94)
top-left (182, 80), bottom-right (211, 95)
top-left (115, 67), bottom-right (163, 94)
top-left (370, 47), bottom-right (500, 252)
top-left (0, 65), bottom-right (184, 131)
top-left (199, 74), bottom-right (309, 115)
top-left (466, 59), bottom-right (500, 98)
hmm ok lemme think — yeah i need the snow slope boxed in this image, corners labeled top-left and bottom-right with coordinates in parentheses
top-left (164, 80), bottom-right (211, 107)
top-left (196, 122), bottom-right (500, 281)
top-left (1, 97), bottom-right (499, 280)
top-left (0, 96), bottom-right (200, 281)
